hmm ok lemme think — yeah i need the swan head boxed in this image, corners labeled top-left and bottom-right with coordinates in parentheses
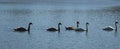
top-left (77, 21), bottom-right (79, 24)
top-left (86, 22), bottom-right (89, 25)
top-left (58, 23), bottom-right (62, 25)
top-left (29, 22), bottom-right (33, 25)
top-left (115, 21), bottom-right (118, 24)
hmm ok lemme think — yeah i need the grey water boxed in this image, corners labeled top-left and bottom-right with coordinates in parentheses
top-left (0, 1), bottom-right (120, 49)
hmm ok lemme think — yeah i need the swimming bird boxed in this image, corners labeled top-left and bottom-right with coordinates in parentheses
top-left (75, 22), bottom-right (89, 32)
top-left (47, 23), bottom-right (62, 32)
top-left (103, 21), bottom-right (118, 31)
top-left (14, 22), bottom-right (32, 32)
top-left (65, 27), bottom-right (74, 30)
top-left (65, 21), bottom-right (79, 30)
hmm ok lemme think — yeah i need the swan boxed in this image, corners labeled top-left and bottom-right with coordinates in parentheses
top-left (75, 22), bottom-right (89, 32)
top-left (65, 21), bottom-right (79, 30)
top-left (47, 23), bottom-right (62, 32)
top-left (103, 21), bottom-right (118, 31)
top-left (14, 22), bottom-right (32, 32)
top-left (65, 27), bottom-right (74, 30)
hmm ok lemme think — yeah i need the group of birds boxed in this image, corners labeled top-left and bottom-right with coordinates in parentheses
top-left (14, 21), bottom-right (119, 33)
top-left (47, 21), bottom-right (89, 32)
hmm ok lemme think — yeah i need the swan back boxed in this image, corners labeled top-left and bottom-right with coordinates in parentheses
top-left (75, 28), bottom-right (85, 32)
top-left (103, 26), bottom-right (114, 31)
top-left (47, 28), bottom-right (57, 31)
top-left (14, 27), bottom-right (27, 32)
top-left (65, 27), bottom-right (74, 30)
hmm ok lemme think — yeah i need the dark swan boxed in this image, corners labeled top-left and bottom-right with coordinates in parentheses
top-left (47, 23), bottom-right (62, 32)
top-left (75, 22), bottom-right (89, 32)
top-left (65, 21), bottom-right (79, 30)
top-left (103, 21), bottom-right (118, 31)
top-left (14, 22), bottom-right (32, 32)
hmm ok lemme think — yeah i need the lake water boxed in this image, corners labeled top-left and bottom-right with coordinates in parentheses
top-left (0, 3), bottom-right (120, 49)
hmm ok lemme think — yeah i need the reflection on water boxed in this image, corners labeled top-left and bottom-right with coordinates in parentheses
top-left (0, 4), bottom-right (120, 49)
top-left (0, 9), bottom-right (32, 16)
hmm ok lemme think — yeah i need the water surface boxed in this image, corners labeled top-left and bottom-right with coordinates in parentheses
top-left (0, 3), bottom-right (120, 49)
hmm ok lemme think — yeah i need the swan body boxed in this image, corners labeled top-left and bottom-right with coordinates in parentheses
top-left (14, 27), bottom-right (27, 31)
top-left (47, 28), bottom-right (57, 31)
top-left (102, 21), bottom-right (118, 31)
top-left (75, 22), bottom-right (89, 32)
top-left (103, 26), bottom-right (114, 31)
top-left (14, 22), bottom-right (32, 32)
top-left (75, 28), bottom-right (85, 32)
top-left (65, 27), bottom-right (74, 30)
top-left (47, 23), bottom-right (62, 32)
top-left (65, 21), bottom-right (79, 30)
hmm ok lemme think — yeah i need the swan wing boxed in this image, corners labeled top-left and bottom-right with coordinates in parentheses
top-left (75, 28), bottom-right (85, 32)
top-left (103, 26), bottom-right (114, 31)
top-left (65, 27), bottom-right (74, 30)
top-left (103, 26), bottom-right (115, 29)
top-left (14, 27), bottom-right (27, 32)
top-left (47, 28), bottom-right (57, 31)
top-left (108, 26), bottom-right (114, 29)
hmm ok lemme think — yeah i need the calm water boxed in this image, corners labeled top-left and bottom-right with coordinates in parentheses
top-left (0, 4), bottom-right (120, 49)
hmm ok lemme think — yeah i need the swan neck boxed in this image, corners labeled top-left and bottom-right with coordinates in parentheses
top-left (86, 23), bottom-right (88, 32)
top-left (115, 23), bottom-right (117, 31)
top-left (58, 24), bottom-right (60, 32)
top-left (28, 24), bottom-right (31, 31)
top-left (77, 23), bottom-right (79, 28)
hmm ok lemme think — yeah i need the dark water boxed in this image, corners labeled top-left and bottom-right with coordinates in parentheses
top-left (0, 4), bottom-right (120, 49)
